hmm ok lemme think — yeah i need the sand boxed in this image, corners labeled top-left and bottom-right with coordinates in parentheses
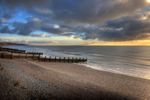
top-left (0, 59), bottom-right (150, 100)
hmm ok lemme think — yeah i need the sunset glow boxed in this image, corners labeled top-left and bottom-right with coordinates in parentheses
top-left (146, 0), bottom-right (150, 3)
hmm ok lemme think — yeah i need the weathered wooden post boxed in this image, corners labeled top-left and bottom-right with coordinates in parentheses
top-left (49, 56), bottom-right (51, 62)
top-left (82, 58), bottom-right (84, 62)
top-left (38, 54), bottom-right (40, 61)
top-left (79, 58), bottom-right (81, 62)
top-left (76, 58), bottom-right (78, 62)
top-left (59, 57), bottom-right (61, 62)
top-left (83, 58), bottom-right (85, 62)
top-left (54, 56), bottom-right (57, 62)
top-left (77, 58), bottom-right (80, 63)
top-left (63, 57), bottom-right (66, 63)
top-left (44, 56), bottom-right (47, 62)
top-left (72, 57), bottom-right (74, 63)
top-left (33, 54), bottom-right (35, 59)
top-left (85, 58), bottom-right (88, 62)
top-left (81, 58), bottom-right (83, 62)
top-left (75, 57), bottom-right (77, 63)
top-left (68, 57), bottom-right (70, 63)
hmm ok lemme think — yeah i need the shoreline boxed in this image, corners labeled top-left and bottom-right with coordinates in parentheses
top-left (0, 58), bottom-right (150, 100)
top-left (0, 42), bottom-right (26, 46)
top-left (3, 45), bottom-right (150, 81)
top-left (79, 63), bottom-right (150, 81)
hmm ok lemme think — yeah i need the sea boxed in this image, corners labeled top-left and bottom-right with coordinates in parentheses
top-left (5, 45), bottom-right (150, 80)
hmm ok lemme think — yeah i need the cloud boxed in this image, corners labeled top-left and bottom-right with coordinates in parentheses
top-left (0, 0), bottom-right (147, 23)
top-left (83, 17), bottom-right (150, 41)
top-left (0, 0), bottom-right (150, 42)
top-left (0, 0), bottom-right (49, 7)
top-left (51, 0), bottom-right (146, 23)
top-left (0, 16), bottom-right (72, 36)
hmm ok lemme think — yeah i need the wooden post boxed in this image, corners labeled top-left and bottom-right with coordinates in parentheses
top-left (85, 58), bottom-right (87, 62)
top-left (54, 57), bottom-right (56, 62)
top-left (76, 58), bottom-right (79, 63)
top-left (68, 57), bottom-right (70, 63)
top-left (38, 54), bottom-right (40, 61)
top-left (59, 57), bottom-right (61, 62)
top-left (84, 58), bottom-right (86, 62)
top-left (82, 58), bottom-right (85, 62)
top-left (63, 57), bottom-right (66, 63)
top-left (32, 54), bottom-right (34, 59)
top-left (74, 57), bottom-right (76, 63)
top-left (48, 56), bottom-right (51, 62)
top-left (82, 58), bottom-right (84, 62)
top-left (43, 56), bottom-right (46, 62)
top-left (79, 58), bottom-right (81, 62)
top-left (72, 57), bottom-right (74, 63)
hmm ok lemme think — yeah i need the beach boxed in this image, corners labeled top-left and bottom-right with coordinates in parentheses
top-left (0, 58), bottom-right (150, 100)
top-left (1, 0), bottom-right (150, 99)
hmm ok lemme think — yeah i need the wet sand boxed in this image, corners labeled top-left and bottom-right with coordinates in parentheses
top-left (0, 59), bottom-right (150, 100)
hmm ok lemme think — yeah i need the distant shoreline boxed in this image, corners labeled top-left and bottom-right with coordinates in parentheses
top-left (0, 42), bottom-right (26, 46)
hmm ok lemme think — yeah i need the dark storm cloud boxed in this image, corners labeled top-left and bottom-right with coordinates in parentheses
top-left (0, 0), bottom-right (150, 41)
top-left (0, 0), bottom-right (49, 6)
top-left (0, 0), bottom-right (147, 23)
top-left (51, 0), bottom-right (146, 23)
top-left (84, 17), bottom-right (150, 41)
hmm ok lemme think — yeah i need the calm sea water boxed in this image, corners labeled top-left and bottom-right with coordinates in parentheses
top-left (6, 45), bottom-right (150, 80)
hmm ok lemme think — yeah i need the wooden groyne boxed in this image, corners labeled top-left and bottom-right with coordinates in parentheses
top-left (39, 56), bottom-right (87, 63)
top-left (0, 47), bottom-right (87, 63)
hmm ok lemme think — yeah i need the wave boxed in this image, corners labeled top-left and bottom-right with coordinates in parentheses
top-left (78, 63), bottom-right (150, 80)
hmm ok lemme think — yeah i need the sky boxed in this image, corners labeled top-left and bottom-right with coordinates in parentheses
top-left (0, 0), bottom-right (150, 46)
